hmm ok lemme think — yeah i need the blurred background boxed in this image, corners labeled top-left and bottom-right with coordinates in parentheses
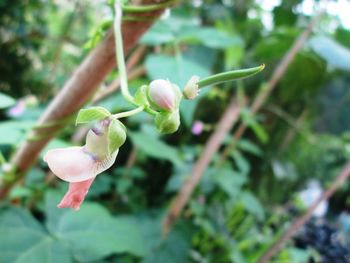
top-left (1, 0), bottom-right (350, 262)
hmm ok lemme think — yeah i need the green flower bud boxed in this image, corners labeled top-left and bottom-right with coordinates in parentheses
top-left (155, 110), bottom-right (180, 134)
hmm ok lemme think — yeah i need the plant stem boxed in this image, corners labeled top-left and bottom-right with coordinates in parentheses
top-left (114, 0), bottom-right (135, 104)
top-left (112, 106), bottom-right (145, 119)
top-left (198, 64), bottom-right (265, 88)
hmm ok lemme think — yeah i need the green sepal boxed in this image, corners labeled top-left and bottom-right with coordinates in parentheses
top-left (108, 119), bottom-right (127, 154)
top-left (155, 110), bottom-right (180, 134)
top-left (134, 85), bottom-right (150, 107)
top-left (76, 107), bottom-right (111, 125)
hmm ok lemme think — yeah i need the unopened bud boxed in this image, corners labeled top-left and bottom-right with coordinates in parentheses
top-left (148, 79), bottom-right (180, 112)
top-left (183, 75), bottom-right (200, 100)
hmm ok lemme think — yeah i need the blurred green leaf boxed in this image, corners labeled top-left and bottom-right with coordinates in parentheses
top-left (240, 191), bottom-right (265, 220)
top-left (45, 192), bottom-right (146, 261)
top-left (141, 222), bottom-right (191, 263)
top-left (140, 22), bottom-right (175, 45)
top-left (309, 35), bottom-right (350, 71)
top-left (0, 207), bottom-right (72, 263)
top-left (0, 93), bottom-right (15, 109)
top-left (129, 132), bottom-right (182, 166)
top-left (236, 139), bottom-right (262, 156)
top-left (46, 192), bottom-right (145, 259)
top-left (145, 54), bottom-right (210, 88)
top-left (213, 168), bottom-right (247, 199)
top-left (0, 121), bottom-right (34, 145)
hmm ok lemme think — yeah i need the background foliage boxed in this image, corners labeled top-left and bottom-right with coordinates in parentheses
top-left (1, 0), bottom-right (350, 262)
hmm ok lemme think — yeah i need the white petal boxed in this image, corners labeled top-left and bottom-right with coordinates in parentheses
top-left (92, 149), bottom-right (119, 175)
top-left (44, 147), bottom-right (95, 182)
top-left (44, 147), bottom-right (119, 183)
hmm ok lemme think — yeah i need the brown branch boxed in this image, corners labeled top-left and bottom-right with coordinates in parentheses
top-left (279, 109), bottom-right (309, 151)
top-left (0, 0), bottom-right (167, 199)
top-left (217, 15), bottom-right (320, 166)
top-left (257, 162), bottom-right (350, 263)
top-left (163, 98), bottom-right (242, 233)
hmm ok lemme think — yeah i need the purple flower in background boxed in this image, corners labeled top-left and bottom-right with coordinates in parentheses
top-left (8, 100), bottom-right (26, 117)
top-left (192, 120), bottom-right (204, 135)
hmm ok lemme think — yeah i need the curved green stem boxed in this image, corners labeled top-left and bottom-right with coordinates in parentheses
top-left (198, 64), bottom-right (265, 88)
top-left (114, 1), bottom-right (135, 104)
top-left (122, 0), bottom-right (177, 13)
top-left (112, 106), bottom-right (145, 119)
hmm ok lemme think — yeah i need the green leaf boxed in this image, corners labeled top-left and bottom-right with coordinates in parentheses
top-left (230, 150), bottom-right (251, 175)
top-left (76, 106), bottom-right (111, 125)
top-left (236, 139), bottom-right (262, 156)
top-left (240, 191), bottom-right (265, 220)
top-left (140, 22), bottom-right (175, 45)
top-left (0, 121), bottom-right (34, 145)
top-left (135, 216), bottom-right (192, 263)
top-left (0, 93), bottom-right (16, 109)
top-left (145, 54), bottom-right (210, 88)
top-left (129, 132), bottom-right (183, 166)
top-left (309, 35), bottom-right (350, 71)
top-left (213, 169), bottom-right (247, 199)
top-left (45, 193), bottom-right (146, 261)
top-left (178, 27), bottom-right (243, 49)
top-left (108, 119), bottom-right (126, 154)
top-left (0, 207), bottom-right (72, 263)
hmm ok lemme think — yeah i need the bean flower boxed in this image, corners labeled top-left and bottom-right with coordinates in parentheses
top-left (44, 119), bottom-right (124, 210)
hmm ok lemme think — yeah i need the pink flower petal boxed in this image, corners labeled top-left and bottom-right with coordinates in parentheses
top-left (191, 121), bottom-right (204, 135)
top-left (44, 146), bottom-right (95, 183)
top-left (43, 146), bottom-right (118, 183)
top-left (149, 79), bottom-right (176, 111)
top-left (57, 178), bottom-right (95, 210)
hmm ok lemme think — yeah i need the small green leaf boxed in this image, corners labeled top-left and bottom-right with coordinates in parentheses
top-left (108, 119), bottom-right (126, 154)
top-left (76, 107), bottom-right (111, 125)
top-left (0, 93), bottom-right (16, 109)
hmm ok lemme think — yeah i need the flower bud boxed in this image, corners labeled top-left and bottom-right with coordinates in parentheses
top-left (147, 79), bottom-right (181, 112)
top-left (155, 110), bottom-right (180, 134)
top-left (183, 75), bottom-right (200, 100)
